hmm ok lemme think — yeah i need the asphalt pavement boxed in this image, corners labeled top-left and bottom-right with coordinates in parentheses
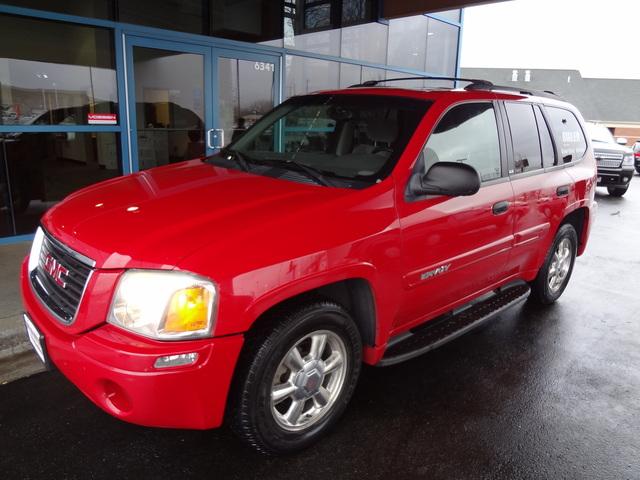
top-left (2, 178), bottom-right (640, 480)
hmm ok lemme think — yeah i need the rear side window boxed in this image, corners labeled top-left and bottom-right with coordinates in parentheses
top-left (423, 102), bottom-right (501, 182)
top-left (545, 107), bottom-right (587, 163)
top-left (505, 102), bottom-right (543, 174)
top-left (534, 106), bottom-right (556, 167)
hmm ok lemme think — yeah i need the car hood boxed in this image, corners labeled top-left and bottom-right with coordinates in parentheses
top-left (42, 160), bottom-right (352, 269)
top-left (591, 141), bottom-right (632, 154)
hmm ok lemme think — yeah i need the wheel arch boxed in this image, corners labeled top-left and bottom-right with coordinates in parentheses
top-left (560, 206), bottom-right (589, 256)
top-left (245, 277), bottom-right (378, 348)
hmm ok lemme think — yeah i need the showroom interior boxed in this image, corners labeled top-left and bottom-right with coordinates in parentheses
top-left (0, 0), bottom-right (469, 243)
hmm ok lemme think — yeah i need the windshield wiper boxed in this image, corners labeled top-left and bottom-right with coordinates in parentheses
top-left (256, 158), bottom-right (334, 187)
top-left (220, 147), bottom-right (250, 172)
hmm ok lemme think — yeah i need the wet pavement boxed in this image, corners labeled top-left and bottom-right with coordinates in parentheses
top-left (2, 179), bottom-right (640, 479)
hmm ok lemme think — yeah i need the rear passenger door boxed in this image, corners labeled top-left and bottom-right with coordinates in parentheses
top-left (395, 101), bottom-right (515, 331)
top-left (500, 101), bottom-right (574, 276)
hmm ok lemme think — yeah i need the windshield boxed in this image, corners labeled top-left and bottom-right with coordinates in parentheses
top-left (207, 94), bottom-right (431, 189)
top-left (585, 123), bottom-right (615, 144)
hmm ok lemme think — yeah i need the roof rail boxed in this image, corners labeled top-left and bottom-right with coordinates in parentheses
top-left (464, 82), bottom-right (560, 99)
top-left (349, 76), bottom-right (494, 89)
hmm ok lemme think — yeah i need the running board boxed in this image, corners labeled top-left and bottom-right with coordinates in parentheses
top-left (377, 283), bottom-right (531, 367)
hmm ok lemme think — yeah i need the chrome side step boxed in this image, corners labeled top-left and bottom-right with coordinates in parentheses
top-left (377, 283), bottom-right (531, 367)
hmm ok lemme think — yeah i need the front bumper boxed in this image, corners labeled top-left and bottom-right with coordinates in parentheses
top-left (20, 259), bottom-right (244, 430)
top-left (596, 167), bottom-right (634, 187)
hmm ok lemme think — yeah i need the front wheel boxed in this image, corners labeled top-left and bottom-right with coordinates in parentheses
top-left (530, 223), bottom-right (578, 305)
top-left (607, 186), bottom-right (628, 197)
top-left (229, 300), bottom-right (362, 454)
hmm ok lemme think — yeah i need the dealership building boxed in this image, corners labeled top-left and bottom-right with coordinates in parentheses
top-left (0, 0), bottom-right (464, 243)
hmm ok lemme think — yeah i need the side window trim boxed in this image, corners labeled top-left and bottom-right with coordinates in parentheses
top-left (502, 100), bottom-right (546, 179)
top-left (533, 104), bottom-right (558, 168)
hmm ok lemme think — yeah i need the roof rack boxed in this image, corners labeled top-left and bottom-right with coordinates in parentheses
top-left (349, 75), bottom-right (560, 99)
top-left (464, 82), bottom-right (560, 99)
top-left (349, 76), bottom-right (494, 89)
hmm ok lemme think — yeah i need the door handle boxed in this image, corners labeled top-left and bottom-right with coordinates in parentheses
top-left (492, 201), bottom-right (510, 215)
top-left (207, 128), bottom-right (225, 150)
top-left (557, 185), bottom-right (570, 197)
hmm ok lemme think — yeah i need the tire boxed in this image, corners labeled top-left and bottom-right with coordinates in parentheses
top-left (229, 300), bottom-right (362, 454)
top-left (607, 186), bottom-right (628, 197)
top-left (530, 223), bottom-right (578, 305)
top-left (635, 167), bottom-right (640, 175)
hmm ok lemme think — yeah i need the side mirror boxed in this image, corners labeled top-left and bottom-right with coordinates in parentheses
top-left (409, 161), bottom-right (481, 197)
top-left (616, 137), bottom-right (628, 146)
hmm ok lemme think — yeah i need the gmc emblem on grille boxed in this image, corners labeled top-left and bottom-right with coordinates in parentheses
top-left (43, 254), bottom-right (69, 288)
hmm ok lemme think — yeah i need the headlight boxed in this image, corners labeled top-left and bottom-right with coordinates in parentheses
top-left (107, 270), bottom-right (217, 340)
top-left (28, 227), bottom-right (45, 272)
top-left (623, 154), bottom-right (634, 166)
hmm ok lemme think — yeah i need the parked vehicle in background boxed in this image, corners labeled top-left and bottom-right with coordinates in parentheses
top-left (585, 122), bottom-right (635, 196)
top-left (21, 78), bottom-right (597, 454)
top-left (633, 140), bottom-right (640, 174)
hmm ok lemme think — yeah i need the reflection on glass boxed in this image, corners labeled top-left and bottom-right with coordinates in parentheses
top-left (387, 16), bottom-right (428, 71)
top-left (0, 132), bottom-right (121, 237)
top-left (285, 56), bottom-right (339, 98)
top-left (120, 0), bottom-right (206, 35)
top-left (339, 63), bottom-right (361, 88)
top-left (132, 47), bottom-right (205, 169)
top-left (361, 66), bottom-right (386, 84)
top-left (426, 18), bottom-right (458, 76)
top-left (218, 58), bottom-right (276, 148)
top-left (340, 22), bottom-right (388, 64)
top-left (1, 0), bottom-right (114, 19)
top-left (0, 14), bottom-right (117, 125)
top-left (432, 9), bottom-right (461, 23)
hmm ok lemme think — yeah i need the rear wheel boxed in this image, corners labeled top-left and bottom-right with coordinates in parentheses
top-left (229, 300), bottom-right (362, 454)
top-left (607, 186), bottom-right (628, 197)
top-left (530, 224), bottom-right (577, 305)
top-left (635, 167), bottom-right (640, 175)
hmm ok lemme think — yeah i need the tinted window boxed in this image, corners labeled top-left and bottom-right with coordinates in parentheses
top-left (0, 14), bottom-right (117, 125)
top-left (535, 106), bottom-right (556, 167)
top-left (546, 107), bottom-right (587, 163)
top-left (423, 103), bottom-right (501, 182)
top-left (506, 103), bottom-right (542, 174)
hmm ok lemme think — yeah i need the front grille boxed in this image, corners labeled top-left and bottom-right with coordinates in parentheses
top-left (30, 232), bottom-right (94, 324)
top-left (595, 150), bottom-right (623, 169)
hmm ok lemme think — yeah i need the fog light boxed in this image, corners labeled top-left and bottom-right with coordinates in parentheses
top-left (623, 177), bottom-right (629, 183)
top-left (154, 352), bottom-right (198, 369)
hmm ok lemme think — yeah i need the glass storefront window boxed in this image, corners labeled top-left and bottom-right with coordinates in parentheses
top-left (339, 63), bottom-right (361, 88)
top-left (342, 0), bottom-right (376, 26)
top-left (1, 0), bottom-right (114, 19)
top-left (387, 16), bottom-right (428, 71)
top-left (340, 22), bottom-right (388, 64)
top-left (426, 18), bottom-right (458, 76)
top-left (0, 14), bottom-right (117, 126)
top-left (218, 57), bottom-right (276, 148)
top-left (285, 56), bottom-right (339, 98)
top-left (361, 66), bottom-right (386, 84)
top-left (0, 132), bottom-right (121, 236)
top-left (210, 0), bottom-right (283, 43)
top-left (432, 9), bottom-right (461, 23)
top-left (119, 0), bottom-right (206, 36)
top-left (132, 47), bottom-right (205, 170)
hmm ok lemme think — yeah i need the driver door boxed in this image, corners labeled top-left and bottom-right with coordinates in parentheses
top-left (394, 101), bottom-right (516, 332)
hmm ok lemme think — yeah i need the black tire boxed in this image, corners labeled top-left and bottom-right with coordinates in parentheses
top-left (607, 186), bottom-right (628, 197)
top-left (229, 300), bottom-right (362, 455)
top-left (635, 167), bottom-right (640, 175)
top-left (530, 223), bottom-right (578, 305)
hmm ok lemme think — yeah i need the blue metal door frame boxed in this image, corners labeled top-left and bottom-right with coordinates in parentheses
top-left (123, 35), bottom-right (282, 171)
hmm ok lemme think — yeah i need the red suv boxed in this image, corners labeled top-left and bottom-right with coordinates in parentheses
top-left (21, 78), bottom-right (597, 454)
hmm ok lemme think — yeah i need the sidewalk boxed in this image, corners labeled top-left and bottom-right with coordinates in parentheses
top-left (0, 242), bottom-right (45, 383)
